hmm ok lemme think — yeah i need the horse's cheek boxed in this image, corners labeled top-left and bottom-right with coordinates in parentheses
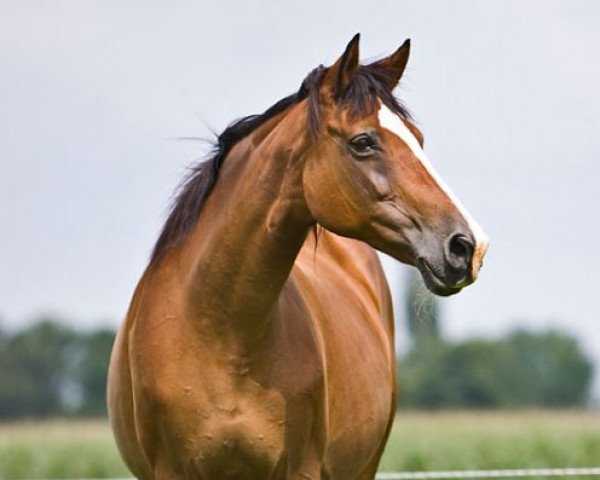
top-left (302, 157), bottom-right (358, 235)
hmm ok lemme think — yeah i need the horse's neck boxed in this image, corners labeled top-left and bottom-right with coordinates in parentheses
top-left (181, 107), bottom-right (312, 344)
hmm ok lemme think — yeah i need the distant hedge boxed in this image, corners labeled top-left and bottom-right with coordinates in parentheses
top-left (0, 318), bottom-right (594, 419)
top-left (398, 330), bottom-right (593, 408)
top-left (0, 319), bottom-right (115, 418)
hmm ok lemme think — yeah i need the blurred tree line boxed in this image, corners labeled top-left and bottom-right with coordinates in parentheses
top-left (0, 318), bottom-right (114, 419)
top-left (398, 270), bottom-right (594, 408)
top-left (0, 275), bottom-right (594, 418)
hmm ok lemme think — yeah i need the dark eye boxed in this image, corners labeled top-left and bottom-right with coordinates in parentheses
top-left (349, 133), bottom-right (377, 157)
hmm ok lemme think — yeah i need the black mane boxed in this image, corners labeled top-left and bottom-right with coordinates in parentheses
top-left (150, 64), bottom-right (410, 263)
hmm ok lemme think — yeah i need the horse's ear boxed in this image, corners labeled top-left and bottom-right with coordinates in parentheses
top-left (322, 33), bottom-right (360, 99)
top-left (371, 39), bottom-right (410, 90)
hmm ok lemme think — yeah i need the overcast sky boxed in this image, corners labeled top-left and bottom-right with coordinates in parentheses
top-left (1, 1), bottom-right (599, 393)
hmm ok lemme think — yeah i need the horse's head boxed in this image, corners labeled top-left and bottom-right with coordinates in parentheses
top-left (301, 34), bottom-right (488, 296)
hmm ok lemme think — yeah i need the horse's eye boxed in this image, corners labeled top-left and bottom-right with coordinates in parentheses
top-left (349, 134), bottom-right (377, 157)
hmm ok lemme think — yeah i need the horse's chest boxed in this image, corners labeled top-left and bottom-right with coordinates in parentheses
top-left (315, 292), bottom-right (395, 476)
top-left (323, 346), bottom-right (394, 477)
top-left (154, 331), bottom-right (325, 478)
top-left (182, 387), bottom-right (288, 479)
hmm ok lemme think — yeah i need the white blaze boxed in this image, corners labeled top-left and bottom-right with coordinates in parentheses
top-left (377, 104), bottom-right (489, 279)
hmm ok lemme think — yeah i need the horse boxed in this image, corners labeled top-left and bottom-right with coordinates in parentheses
top-left (108, 34), bottom-right (488, 480)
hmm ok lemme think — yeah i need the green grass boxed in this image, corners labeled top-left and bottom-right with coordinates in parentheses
top-left (380, 410), bottom-right (600, 472)
top-left (0, 419), bottom-right (129, 479)
top-left (0, 411), bottom-right (599, 478)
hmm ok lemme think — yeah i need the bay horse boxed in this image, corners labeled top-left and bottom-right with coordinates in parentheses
top-left (108, 34), bottom-right (488, 480)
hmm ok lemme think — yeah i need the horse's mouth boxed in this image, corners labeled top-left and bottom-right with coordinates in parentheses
top-left (417, 259), bottom-right (463, 297)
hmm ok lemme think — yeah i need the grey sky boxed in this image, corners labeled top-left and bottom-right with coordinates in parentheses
top-left (1, 2), bottom-right (599, 392)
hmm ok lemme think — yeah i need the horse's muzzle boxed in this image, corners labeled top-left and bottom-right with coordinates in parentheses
top-left (417, 230), bottom-right (488, 296)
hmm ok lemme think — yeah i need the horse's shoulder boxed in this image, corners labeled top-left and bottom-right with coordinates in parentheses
top-left (296, 229), bottom-right (387, 287)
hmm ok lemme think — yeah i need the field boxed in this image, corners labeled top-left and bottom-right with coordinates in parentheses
top-left (1, 410), bottom-right (599, 479)
top-left (379, 410), bottom-right (600, 472)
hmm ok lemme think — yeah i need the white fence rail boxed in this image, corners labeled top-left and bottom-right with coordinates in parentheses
top-left (28, 469), bottom-right (600, 480)
top-left (375, 468), bottom-right (600, 480)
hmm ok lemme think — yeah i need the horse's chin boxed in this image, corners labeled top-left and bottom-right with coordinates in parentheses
top-left (416, 260), bottom-right (463, 297)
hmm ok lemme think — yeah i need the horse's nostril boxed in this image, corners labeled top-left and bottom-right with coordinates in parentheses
top-left (446, 233), bottom-right (474, 270)
top-left (450, 234), bottom-right (472, 260)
